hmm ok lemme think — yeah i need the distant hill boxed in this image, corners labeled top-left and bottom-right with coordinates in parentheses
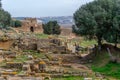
top-left (13, 16), bottom-right (74, 28)
top-left (13, 17), bottom-right (27, 20)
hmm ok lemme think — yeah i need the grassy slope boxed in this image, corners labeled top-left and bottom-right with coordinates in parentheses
top-left (16, 33), bottom-right (120, 79)
top-left (92, 62), bottom-right (120, 79)
top-left (91, 49), bottom-right (120, 79)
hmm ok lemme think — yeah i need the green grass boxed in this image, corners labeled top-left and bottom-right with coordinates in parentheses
top-left (35, 34), bottom-right (97, 48)
top-left (92, 62), bottom-right (120, 79)
top-left (53, 76), bottom-right (83, 80)
top-left (13, 55), bottom-right (28, 62)
top-left (80, 40), bottom-right (97, 47)
top-left (12, 50), bottom-right (46, 62)
top-left (35, 33), bottom-right (49, 39)
top-left (90, 50), bottom-right (120, 79)
top-left (23, 50), bottom-right (46, 58)
top-left (0, 60), bottom-right (6, 67)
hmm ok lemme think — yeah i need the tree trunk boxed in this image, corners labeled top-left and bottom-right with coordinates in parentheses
top-left (115, 43), bottom-right (117, 48)
top-left (97, 36), bottom-right (102, 51)
top-left (114, 34), bottom-right (118, 48)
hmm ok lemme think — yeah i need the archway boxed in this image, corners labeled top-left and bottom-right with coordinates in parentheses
top-left (30, 26), bottom-right (34, 32)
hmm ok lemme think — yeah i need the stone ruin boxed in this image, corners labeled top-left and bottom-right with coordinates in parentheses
top-left (2, 59), bottom-right (47, 75)
top-left (6, 62), bottom-right (23, 69)
top-left (14, 37), bottom-right (70, 54)
top-left (0, 32), bottom-right (107, 80)
top-left (37, 38), bottom-right (68, 53)
top-left (16, 18), bottom-right (43, 33)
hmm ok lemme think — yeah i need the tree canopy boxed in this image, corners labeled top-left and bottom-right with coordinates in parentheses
top-left (11, 20), bottom-right (22, 28)
top-left (0, 0), bottom-right (11, 28)
top-left (73, 0), bottom-right (120, 47)
top-left (0, 0), bottom-right (1, 8)
top-left (43, 21), bottom-right (61, 35)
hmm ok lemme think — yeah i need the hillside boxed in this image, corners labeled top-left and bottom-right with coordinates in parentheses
top-left (13, 16), bottom-right (74, 27)
top-left (88, 44), bottom-right (120, 79)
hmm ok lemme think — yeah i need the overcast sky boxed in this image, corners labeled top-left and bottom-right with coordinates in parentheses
top-left (2, 0), bottom-right (94, 17)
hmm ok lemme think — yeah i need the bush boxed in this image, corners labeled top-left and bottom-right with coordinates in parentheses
top-left (11, 20), bottom-right (22, 27)
top-left (43, 21), bottom-right (61, 35)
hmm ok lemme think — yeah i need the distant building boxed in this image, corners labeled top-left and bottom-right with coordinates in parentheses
top-left (19, 18), bottom-right (43, 33)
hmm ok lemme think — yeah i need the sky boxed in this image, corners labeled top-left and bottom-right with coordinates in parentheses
top-left (2, 0), bottom-right (94, 17)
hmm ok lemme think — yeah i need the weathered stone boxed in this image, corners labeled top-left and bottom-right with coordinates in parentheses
top-left (62, 64), bottom-right (72, 68)
top-left (82, 72), bottom-right (88, 77)
top-left (22, 64), bottom-right (31, 72)
top-left (95, 72), bottom-right (103, 78)
top-left (84, 78), bottom-right (92, 80)
top-left (0, 77), bottom-right (5, 80)
top-left (6, 62), bottom-right (23, 69)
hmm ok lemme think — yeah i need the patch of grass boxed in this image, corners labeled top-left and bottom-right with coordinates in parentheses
top-left (32, 52), bottom-right (46, 58)
top-left (23, 50), bottom-right (35, 53)
top-left (23, 50), bottom-right (46, 58)
top-left (0, 60), bottom-right (6, 67)
top-left (35, 33), bottom-right (49, 39)
top-left (92, 62), bottom-right (120, 79)
top-left (5, 50), bottom-right (46, 64)
top-left (80, 40), bottom-right (97, 47)
top-left (53, 76), bottom-right (83, 80)
top-left (13, 55), bottom-right (28, 62)
top-left (90, 49), bottom-right (120, 79)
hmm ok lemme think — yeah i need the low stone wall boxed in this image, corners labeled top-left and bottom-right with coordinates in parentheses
top-left (6, 62), bottom-right (23, 69)
top-left (18, 43), bottom-right (37, 50)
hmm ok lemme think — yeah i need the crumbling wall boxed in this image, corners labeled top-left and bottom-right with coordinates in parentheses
top-left (17, 18), bottom-right (43, 33)
top-left (17, 38), bottom-right (38, 50)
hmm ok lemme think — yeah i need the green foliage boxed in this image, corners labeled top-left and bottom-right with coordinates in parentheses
top-left (105, 15), bottom-right (120, 47)
top-left (73, 0), bottom-right (120, 47)
top-left (0, 9), bottom-right (11, 27)
top-left (43, 21), bottom-right (61, 35)
top-left (0, 1), bottom-right (1, 8)
top-left (0, 0), bottom-right (11, 28)
top-left (11, 20), bottom-right (22, 27)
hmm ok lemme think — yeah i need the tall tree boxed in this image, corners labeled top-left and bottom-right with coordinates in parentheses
top-left (0, 0), bottom-right (11, 28)
top-left (104, 0), bottom-right (120, 47)
top-left (73, 0), bottom-right (120, 48)
top-left (0, 10), bottom-right (11, 27)
top-left (0, 0), bottom-right (2, 8)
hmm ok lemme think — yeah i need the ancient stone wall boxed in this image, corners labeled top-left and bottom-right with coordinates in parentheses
top-left (18, 18), bottom-right (43, 33)
top-left (17, 38), bottom-right (38, 50)
top-left (16, 38), bottom-right (68, 53)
